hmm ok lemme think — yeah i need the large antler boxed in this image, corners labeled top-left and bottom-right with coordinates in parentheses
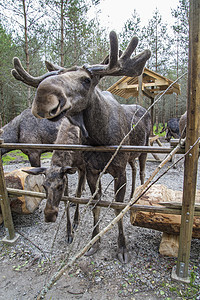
top-left (11, 31), bottom-right (150, 87)
top-left (11, 57), bottom-right (63, 88)
top-left (83, 31), bottom-right (151, 77)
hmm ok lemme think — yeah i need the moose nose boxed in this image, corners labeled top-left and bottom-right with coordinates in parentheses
top-left (37, 111), bottom-right (46, 118)
top-left (49, 104), bottom-right (59, 117)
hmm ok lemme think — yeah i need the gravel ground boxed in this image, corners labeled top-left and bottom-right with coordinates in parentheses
top-left (0, 142), bottom-right (200, 300)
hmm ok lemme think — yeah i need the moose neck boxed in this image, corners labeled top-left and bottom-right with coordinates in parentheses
top-left (82, 87), bottom-right (128, 146)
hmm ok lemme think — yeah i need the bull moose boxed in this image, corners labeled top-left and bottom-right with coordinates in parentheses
top-left (12, 31), bottom-right (151, 263)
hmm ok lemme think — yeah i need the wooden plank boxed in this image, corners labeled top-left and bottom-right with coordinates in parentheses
top-left (6, 186), bottom-right (200, 217)
top-left (159, 202), bottom-right (200, 211)
top-left (0, 152), bottom-right (16, 241)
top-left (175, 0), bottom-right (200, 281)
top-left (0, 143), bottom-right (186, 154)
top-left (138, 74), bottom-right (143, 105)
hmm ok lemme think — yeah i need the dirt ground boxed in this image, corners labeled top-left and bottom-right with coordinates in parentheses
top-left (0, 142), bottom-right (200, 300)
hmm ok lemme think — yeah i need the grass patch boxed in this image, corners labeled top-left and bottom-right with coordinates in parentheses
top-left (2, 154), bottom-right (17, 163)
top-left (2, 150), bottom-right (29, 165)
top-left (41, 152), bottom-right (52, 160)
top-left (2, 150), bottom-right (52, 165)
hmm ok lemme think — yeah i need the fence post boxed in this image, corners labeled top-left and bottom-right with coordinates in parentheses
top-left (172, 0), bottom-right (200, 283)
top-left (0, 143), bottom-right (19, 243)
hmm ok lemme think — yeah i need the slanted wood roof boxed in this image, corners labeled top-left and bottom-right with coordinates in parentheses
top-left (107, 68), bottom-right (181, 99)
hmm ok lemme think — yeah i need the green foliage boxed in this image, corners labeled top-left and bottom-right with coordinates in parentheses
top-left (153, 123), bottom-right (166, 137)
top-left (0, 0), bottom-right (189, 125)
top-left (0, 23), bottom-right (24, 125)
top-left (171, 0), bottom-right (189, 72)
top-left (41, 152), bottom-right (52, 160)
top-left (2, 150), bottom-right (28, 164)
top-left (2, 150), bottom-right (52, 165)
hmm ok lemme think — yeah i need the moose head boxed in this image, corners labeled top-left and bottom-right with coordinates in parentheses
top-left (12, 31), bottom-right (151, 121)
top-left (23, 166), bottom-right (77, 223)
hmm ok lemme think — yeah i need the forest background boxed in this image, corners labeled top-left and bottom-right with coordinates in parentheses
top-left (0, 0), bottom-right (189, 128)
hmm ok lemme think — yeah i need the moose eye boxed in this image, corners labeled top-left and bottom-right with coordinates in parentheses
top-left (81, 77), bottom-right (91, 88)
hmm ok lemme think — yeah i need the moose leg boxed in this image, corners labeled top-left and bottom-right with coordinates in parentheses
top-left (114, 172), bottom-right (129, 263)
top-left (128, 158), bottom-right (137, 199)
top-left (28, 153), bottom-right (41, 167)
top-left (73, 169), bottom-right (86, 230)
top-left (63, 179), bottom-right (73, 244)
top-left (72, 204), bottom-right (79, 231)
top-left (138, 153), bottom-right (147, 185)
top-left (85, 171), bottom-right (101, 256)
top-left (65, 201), bottom-right (73, 244)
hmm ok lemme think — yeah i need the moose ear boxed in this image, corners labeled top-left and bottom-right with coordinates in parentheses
top-left (61, 166), bottom-right (77, 175)
top-left (22, 167), bottom-right (47, 175)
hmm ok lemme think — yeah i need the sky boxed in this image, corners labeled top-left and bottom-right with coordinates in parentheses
top-left (90, 0), bottom-right (180, 32)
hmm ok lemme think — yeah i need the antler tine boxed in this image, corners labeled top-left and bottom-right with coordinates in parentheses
top-left (45, 61), bottom-right (65, 72)
top-left (11, 68), bottom-right (39, 89)
top-left (120, 36), bottom-right (138, 60)
top-left (109, 31), bottom-right (119, 69)
top-left (12, 57), bottom-right (60, 88)
top-left (11, 69), bottom-right (24, 82)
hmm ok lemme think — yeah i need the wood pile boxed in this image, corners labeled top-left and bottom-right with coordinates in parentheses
top-left (1, 167), bottom-right (44, 217)
top-left (130, 184), bottom-right (200, 257)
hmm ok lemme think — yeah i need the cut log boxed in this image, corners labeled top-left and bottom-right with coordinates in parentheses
top-left (159, 233), bottom-right (179, 257)
top-left (2, 167), bottom-right (44, 215)
top-left (130, 184), bottom-right (200, 238)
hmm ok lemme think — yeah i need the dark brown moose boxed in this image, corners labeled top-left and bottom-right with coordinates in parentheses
top-left (24, 117), bottom-right (86, 243)
top-left (0, 108), bottom-right (63, 167)
top-left (12, 31), bottom-right (151, 263)
top-left (160, 118), bottom-right (180, 142)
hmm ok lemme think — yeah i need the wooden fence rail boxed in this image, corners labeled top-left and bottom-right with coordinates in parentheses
top-left (0, 142), bottom-right (187, 154)
top-left (0, 138), bottom-right (199, 284)
top-left (6, 187), bottom-right (200, 216)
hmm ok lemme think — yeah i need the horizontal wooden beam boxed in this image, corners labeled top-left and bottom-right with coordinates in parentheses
top-left (6, 187), bottom-right (200, 216)
top-left (0, 143), bottom-right (187, 154)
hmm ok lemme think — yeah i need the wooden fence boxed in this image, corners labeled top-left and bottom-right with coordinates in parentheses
top-left (0, 0), bottom-right (199, 284)
top-left (0, 140), bottom-right (199, 283)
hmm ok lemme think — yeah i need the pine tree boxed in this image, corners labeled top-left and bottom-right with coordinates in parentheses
top-left (142, 8), bottom-right (172, 75)
top-left (119, 9), bottom-right (142, 53)
top-left (171, 0), bottom-right (189, 117)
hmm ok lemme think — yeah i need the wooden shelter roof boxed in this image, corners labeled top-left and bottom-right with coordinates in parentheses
top-left (107, 68), bottom-right (181, 99)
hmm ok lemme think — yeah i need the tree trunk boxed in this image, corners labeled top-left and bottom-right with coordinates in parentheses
top-left (0, 83), bottom-right (4, 126)
top-left (60, 0), bottom-right (64, 67)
